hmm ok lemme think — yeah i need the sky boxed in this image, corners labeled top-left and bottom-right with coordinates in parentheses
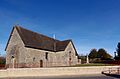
top-left (0, 0), bottom-right (120, 56)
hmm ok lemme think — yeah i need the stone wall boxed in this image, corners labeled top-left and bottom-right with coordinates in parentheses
top-left (24, 43), bottom-right (79, 67)
top-left (6, 28), bottom-right (26, 68)
top-left (0, 66), bottom-right (119, 78)
top-left (64, 42), bottom-right (78, 65)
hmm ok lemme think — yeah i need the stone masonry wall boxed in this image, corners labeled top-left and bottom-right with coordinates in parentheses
top-left (24, 42), bottom-right (79, 67)
top-left (1, 66), bottom-right (119, 78)
top-left (6, 28), bottom-right (26, 68)
top-left (64, 42), bottom-right (78, 66)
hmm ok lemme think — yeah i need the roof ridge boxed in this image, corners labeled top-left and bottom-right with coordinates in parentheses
top-left (61, 39), bottom-right (71, 42)
top-left (15, 25), bottom-right (60, 42)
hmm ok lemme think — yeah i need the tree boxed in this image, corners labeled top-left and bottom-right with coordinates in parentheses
top-left (114, 42), bottom-right (120, 60)
top-left (0, 56), bottom-right (6, 64)
top-left (97, 48), bottom-right (112, 60)
top-left (89, 48), bottom-right (112, 60)
top-left (117, 42), bottom-right (120, 58)
top-left (89, 49), bottom-right (97, 59)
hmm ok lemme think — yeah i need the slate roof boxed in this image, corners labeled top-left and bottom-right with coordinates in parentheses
top-left (5, 26), bottom-right (78, 55)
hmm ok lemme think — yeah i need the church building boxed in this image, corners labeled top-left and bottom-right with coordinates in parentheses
top-left (5, 26), bottom-right (81, 68)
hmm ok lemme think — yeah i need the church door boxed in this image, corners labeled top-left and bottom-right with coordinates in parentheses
top-left (40, 60), bottom-right (43, 67)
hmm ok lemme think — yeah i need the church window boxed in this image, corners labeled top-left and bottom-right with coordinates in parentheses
top-left (11, 55), bottom-right (14, 59)
top-left (45, 52), bottom-right (48, 60)
top-left (33, 57), bottom-right (35, 61)
top-left (69, 51), bottom-right (71, 57)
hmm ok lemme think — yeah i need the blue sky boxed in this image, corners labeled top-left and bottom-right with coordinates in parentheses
top-left (0, 0), bottom-right (120, 56)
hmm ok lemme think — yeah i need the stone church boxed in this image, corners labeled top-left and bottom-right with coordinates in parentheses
top-left (5, 26), bottom-right (81, 68)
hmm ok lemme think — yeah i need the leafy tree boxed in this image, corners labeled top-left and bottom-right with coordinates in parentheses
top-left (0, 57), bottom-right (6, 64)
top-left (114, 42), bottom-right (120, 60)
top-left (89, 49), bottom-right (97, 59)
top-left (97, 48), bottom-right (112, 60)
top-left (117, 42), bottom-right (120, 58)
top-left (89, 48), bottom-right (112, 60)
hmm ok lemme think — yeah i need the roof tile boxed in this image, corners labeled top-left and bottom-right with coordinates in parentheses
top-left (15, 26), bottom-right (71, 52)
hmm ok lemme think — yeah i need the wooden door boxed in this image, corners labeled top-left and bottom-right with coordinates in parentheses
top-left (40, 60), bottom-right (43, 67)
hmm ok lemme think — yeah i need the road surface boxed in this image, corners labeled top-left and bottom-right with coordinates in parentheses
top-left (1, 74), bottom-right (119, 79)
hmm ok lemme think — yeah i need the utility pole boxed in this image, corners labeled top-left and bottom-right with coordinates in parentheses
top-left (53, 34), bottom-right (56, 52)
top-left (53, 34), bottom-right (56, 66)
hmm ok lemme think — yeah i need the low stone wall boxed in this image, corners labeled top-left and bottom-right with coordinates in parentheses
top-left (0, 70), bottom-right (7, 78)
top-left (0, 66), bottom-right (119, 78)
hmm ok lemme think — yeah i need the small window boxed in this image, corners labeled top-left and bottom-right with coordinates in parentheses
top-left (11, 56), bottom-right (14, 59)
top-left (33, 57), bottom-right (35, 61)
top-left (45, 52), bottom-right (48, 60)
top-left (69, 51), bottom-right (71, 56)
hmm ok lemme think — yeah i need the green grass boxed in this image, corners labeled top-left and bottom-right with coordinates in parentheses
top-left (72, 63), bottom-right (113, 67)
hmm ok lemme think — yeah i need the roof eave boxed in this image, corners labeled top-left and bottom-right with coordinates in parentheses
top-left (5, 26), bottom-right (16, 51)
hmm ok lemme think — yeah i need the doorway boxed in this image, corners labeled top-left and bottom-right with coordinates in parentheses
top-left (40, 60), bottom-right (43, 67)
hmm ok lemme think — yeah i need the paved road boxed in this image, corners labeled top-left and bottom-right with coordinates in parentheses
top-left (1, 75), bottom-right (119, 79)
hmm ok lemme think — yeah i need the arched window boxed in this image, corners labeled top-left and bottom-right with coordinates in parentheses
top-left (45, 52), bottom-right (48, 60)
top-left (69, 51), bottom-right (71, 57)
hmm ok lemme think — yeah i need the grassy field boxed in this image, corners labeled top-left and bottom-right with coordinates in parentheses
top-left (72, 63), bottom-right (113, 67)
